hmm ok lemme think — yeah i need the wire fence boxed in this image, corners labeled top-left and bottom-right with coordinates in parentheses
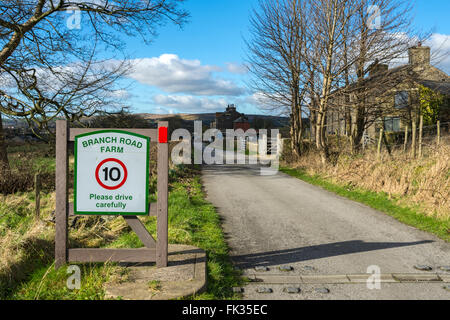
top-left (369, 121), bottom-right (450, 157)
top-left (317, 121), bottom-right (450, 160)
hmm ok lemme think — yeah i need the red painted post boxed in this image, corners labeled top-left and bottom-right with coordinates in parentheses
top-left (157, 122), bottom-right (169, 267)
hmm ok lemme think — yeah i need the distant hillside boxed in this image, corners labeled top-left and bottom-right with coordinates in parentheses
top-left (137, 113), bottom-right (290, 128)
top-left (2, 112), bottom-right (291, 131)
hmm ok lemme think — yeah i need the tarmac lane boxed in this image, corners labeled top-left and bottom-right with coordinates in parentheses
top-left (201, 162), bottom-right (450, 300)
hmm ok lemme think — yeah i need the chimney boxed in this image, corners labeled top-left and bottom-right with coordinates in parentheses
top-left (408, 45), bottom-right (430, 67)
top-left (369, 63), bottom-right (389, 77)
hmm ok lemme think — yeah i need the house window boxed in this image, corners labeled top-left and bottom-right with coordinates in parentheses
top-left (395, 91), bottom-right (409, 108)
top-left (384, 117), bottom-right (400, 132)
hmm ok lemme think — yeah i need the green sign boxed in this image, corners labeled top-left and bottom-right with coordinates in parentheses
top-left (74, 130), bottom-right (150, 215)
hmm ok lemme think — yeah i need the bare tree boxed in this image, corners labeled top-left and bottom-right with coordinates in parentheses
top-left (246, 0), bottom-right (359, 162)
top-left (340, 0), bottom-right (419, 152)
top-left (0, 0), bottom-right (189, 174)
top-left (246, 0), bottom-right (307, 156)
top-left (302, 0), bottom-right (360, 163)
top-left (247, 0), bottom-right (428, 162)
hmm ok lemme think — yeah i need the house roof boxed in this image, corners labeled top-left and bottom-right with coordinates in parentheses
top-left (330, 61), bottom-right (449, 98)
top-left (419, 80), bottom-right (450, 96)
top-left (233, 116), bottom-right (249, 123)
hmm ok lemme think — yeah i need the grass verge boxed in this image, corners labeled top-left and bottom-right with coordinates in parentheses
top-left (4, 166), bottom-right (242, 299)
top-left (280, 166), bottom-right (450, 242)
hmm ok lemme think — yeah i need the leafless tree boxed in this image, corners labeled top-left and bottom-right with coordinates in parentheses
top-left (245, 0), bottom-right (307, 156)
top-left (336, 0), bottom-right (420, 152)
top-left (301, 0), bottom-right (361, 163)
top-left (246, 0), bottom-right (359, 162)
top-left (0, 0), bottom-right (189, 174)
top-left (247, 0), bottom-right (428, 162)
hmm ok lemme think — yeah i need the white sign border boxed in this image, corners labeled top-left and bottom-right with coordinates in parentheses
top-left (73, 130), bottom-right (150, 216)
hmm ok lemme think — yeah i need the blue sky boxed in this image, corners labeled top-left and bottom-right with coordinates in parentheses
top-left (414, 0), bottom-right (450, 34)
top-left (112, 0), bottom-right (450, 115)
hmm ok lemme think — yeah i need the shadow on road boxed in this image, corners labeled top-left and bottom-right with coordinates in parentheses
top-left (232, 240), bottom-right (433, 269)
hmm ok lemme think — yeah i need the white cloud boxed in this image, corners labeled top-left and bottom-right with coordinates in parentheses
top-left (128, 54), bottom-right (245, 96)
top-left (107, 89), bottom-right (131, 99)
top-left (152, 94), bottom-right (228, 113)
top-left (226, 62), bottom-right (248, 74)
top-left (425, 33), bottom-right (450, 74)
top-left (387, 33), bottom-right (450, 73)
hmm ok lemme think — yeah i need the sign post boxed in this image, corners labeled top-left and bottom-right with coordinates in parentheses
top-left (55, 121), bottom-right (169, 268)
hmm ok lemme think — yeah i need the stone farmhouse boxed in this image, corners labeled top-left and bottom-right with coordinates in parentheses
top-left (326, 44), bottom-right (450, 142)
top-left (210, 104), bottom-right (250, 133)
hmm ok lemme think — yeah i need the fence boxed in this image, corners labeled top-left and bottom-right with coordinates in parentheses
top-left (319, 120), bottom-right (449, 159)
top-left (372, 121), bottom-right (450, 159)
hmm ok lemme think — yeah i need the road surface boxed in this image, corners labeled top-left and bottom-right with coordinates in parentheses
top-left (201, 162), bottom-right (450, 299)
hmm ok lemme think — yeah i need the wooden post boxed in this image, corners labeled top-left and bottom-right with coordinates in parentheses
top-left (411, 119), bottom-right (417, 159)
top-left (55, 120), bottom-right (69, 269)
top-left (418, 114), bottom-right (423, 158)
top-left (34, 173), bottom-right (41, 220)
top-left (335, 129), bottom-right (340, 150)
top-left (157, 121), bottom-right (169, 268)
top-left (403, 125), bottom-right (408, 153)
top-left (377, 127), bottom-right (383, 160)
top-left (437, 120), bottom-right (440, 146)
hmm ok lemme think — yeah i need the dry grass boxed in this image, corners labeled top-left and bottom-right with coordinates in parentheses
top-left (0, 190), bottom-right (132, 297)
top-left (285, 143), bottom-right (450, 219)
top-left (0, 219), bottom-right (54, 295)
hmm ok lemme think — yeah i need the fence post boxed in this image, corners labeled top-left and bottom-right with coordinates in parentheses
top-left (157, 121), bottom-right (169, 268)
top-left (403, 125), bottom-right (408, 152)
top-left (418, 114), bottom-right (423, 158)
top-left (411, 119), bottom-right (417, 159)
top-left (55, 120), bottom-right (69, 269)
top-left (34, 173), bottom-right (41, 220)
top-left (335, 129), bottom-right (340, 150)
top-left (437, 120), bottom-right (440, 146)
top-left (377, 127), bottom-right (383, 160)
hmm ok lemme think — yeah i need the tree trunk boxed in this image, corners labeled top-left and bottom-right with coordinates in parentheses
top-left (315, 113), bottom-right (323, 150)
top-left (345, 105), bottom-right (352, 137)
top-left (309, 110), bottom-right (317, 144)
top-left (290, 104), bottom-right (302, 157)
top-left (0, 112), bottom-right (10, 175)
top-left (351, 90), bottom-right (366, 153)
top-left (290, 113), bottom-right (296, 155)
top-left (315, 111), bottom-right (329, 164)
top-left (289, 81), bottom-right (304, 158)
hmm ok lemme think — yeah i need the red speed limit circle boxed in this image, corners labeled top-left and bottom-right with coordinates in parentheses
top-left (95, 158), bottom-right (128, 190)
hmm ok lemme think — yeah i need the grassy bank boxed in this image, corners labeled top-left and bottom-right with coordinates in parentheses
top-left (1, 142), bottom-right (241, 299)
top-left (280, 166), bottom-right (450, 242)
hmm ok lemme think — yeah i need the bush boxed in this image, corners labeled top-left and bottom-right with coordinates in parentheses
top-left (0, 147), bottom-right (55, 195)
top-left (0, 169), bottom-right (55, 195)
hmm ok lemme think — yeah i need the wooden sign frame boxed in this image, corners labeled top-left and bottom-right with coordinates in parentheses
top-left (55, 120), bottom-right (169, 268)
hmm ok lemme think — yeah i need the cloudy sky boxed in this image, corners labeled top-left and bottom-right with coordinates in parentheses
top-left (102, 0), bottom-right (450, 115)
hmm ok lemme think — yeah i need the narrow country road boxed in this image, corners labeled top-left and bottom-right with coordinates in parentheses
top-left (201, 162), bottom-right (450, 300)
